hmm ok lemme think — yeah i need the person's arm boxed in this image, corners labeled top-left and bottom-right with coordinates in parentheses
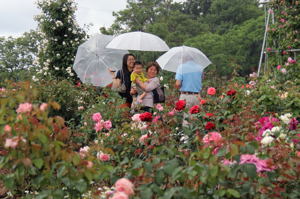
top-left (175, 80), bottom-right (181, 89)
top-left (175, 72), bottom-right (182, 90)
top-left (136, 78), bottom-right (159, 92)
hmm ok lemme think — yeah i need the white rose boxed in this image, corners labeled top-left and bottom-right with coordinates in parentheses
top-left (262, 129), bottom-right (272, 137)
top-left (271, 126), bottom-right (281, 133)
top-left (261, 136), bottom-right (274, 146)
top-left (279, 133), bottom-right (287, 139)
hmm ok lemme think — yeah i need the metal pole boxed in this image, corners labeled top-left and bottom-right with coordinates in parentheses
top-left (258, 8), bottom-right (271, 76)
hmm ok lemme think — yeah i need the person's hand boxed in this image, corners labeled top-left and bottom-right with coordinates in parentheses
top-left (108, 68), bottom-right (116, 77)
top-left (130, 88), bottom-right (137, 95)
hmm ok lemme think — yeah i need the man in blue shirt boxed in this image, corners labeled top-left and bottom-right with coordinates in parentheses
top-left (175, 60), bottom-right (203, 108)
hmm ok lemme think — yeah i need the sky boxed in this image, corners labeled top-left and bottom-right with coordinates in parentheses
top-left (0, 0), bottom-right (185, 37)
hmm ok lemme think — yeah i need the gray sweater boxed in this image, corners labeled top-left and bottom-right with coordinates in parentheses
top-left (139, 77), bottom-right (160, 108)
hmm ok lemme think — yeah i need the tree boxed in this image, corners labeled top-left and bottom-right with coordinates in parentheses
top-left (205, 0), bottom-right (263, 34)
top-left (35, 0), bottom-right (86, 81)
top-left (0, 30), bottom-right (41, 81)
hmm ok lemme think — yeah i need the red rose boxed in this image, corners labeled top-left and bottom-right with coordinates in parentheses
top-left (175, 100), bottom-right (186, 111)
top-left (200, 99), bottom-right (207, 105)
top-left (227, 89), bottom-right (237, 96)
top-left (205, 122), bottom-right (215, 130)
top-left (189, 105), bottom-right (200, 114)
top-left (205, 113), bottom-right (214, 117)
top-left (139, 112), bottom-right (152, 122)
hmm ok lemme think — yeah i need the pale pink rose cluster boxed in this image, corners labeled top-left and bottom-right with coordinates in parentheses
top-left (92, 113), bottom-right (112, 132)
top-left (131, 114), bottom-right (141, 122)
top-left (240, 154), bottom-right (275, 172)
top-left (79, 146), bottom-right (90, 158)
top-left (111, 178), bottom-right (134, 199)
top-left (16, 102), bottom-right (32, 113)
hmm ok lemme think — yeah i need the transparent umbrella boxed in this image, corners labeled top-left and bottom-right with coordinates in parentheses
top-left (156, 45), bottom-right (211, 73)
top-left (106, 31), bottom-right (169, 52)
top-left (73, 34), bottom-right (128, 87)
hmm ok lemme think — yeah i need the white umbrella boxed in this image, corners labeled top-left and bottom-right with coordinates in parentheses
top-left (73, 34), bottom-right (128, 87)
top-left (106, 31), bottom-right (169, 52)
top-left (156, 45), bottom-right (212, 73)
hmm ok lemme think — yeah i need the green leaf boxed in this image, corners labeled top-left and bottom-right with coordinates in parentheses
top-left (139, 187), bottom-right (153, 199)
top-left (241, 164), bottom-right (257, 179)
top-left (33, 158), bottom-right (44, 169)
top-left (227, 188), bottom-right (240, 198)
top-left (75, 179), bottom-right (87, 193)
top-left (38, 133), bottom-right (48, 145)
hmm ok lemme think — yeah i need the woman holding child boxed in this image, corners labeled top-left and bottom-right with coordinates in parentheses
top-left (134, 61), bottom-right (161, 112)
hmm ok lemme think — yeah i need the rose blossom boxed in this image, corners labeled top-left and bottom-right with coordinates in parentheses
top-left (281, 68), bottom-right (287, 74)
top-left (240, 154), bottom-right (274, 172)
top-left (92, 112), bottom-right (102, 122)
top-left (155, 104), bottom-right (164, 111)
top-left (94, 121), bottom-right (104, 132)
top-left (4, 137), bottom-right (19, 148)
top-left (175, 100), bottom-right (186, 111)
top-left (139, 134), bottom-right (149, 144)
top-left (139, 112), bottom-right (152, 122)
top-left (103, 120), bottom-right (112, 130)
top-left (277, 65), bottom-right (281, 70)
top-left (40, 103), bottom-right (48, 111)
top-left (205, 122), bottom-right (215, 130)
top-left (189, 105), bottom-right (200, 114)
top-left (226, 89), bottom-right (237, 96)
top-left (168, 110), bottom-right (175, 116)
top-left (4, 125), bottom-right (12, 132)
top-left (16, 102), bottom-right (32, 113)
top-left (97, 152), bottom-right (110, 161)
top-left (131, 114), bottom-right (141, 122)
top-left (110, 192), bottom-right (129, 199)
top-left (79, 146), bottom-right (90, 158)
top-left (202, 132), bottom-right (222, 144)
top-left (200, 99), bottom-right (207, 105)
top-left (115, 178), bottom-right (134, 196)
top-left (207, 87), bottom-right (216, 95)
top-left (86, 161), bottom-right (93, 168)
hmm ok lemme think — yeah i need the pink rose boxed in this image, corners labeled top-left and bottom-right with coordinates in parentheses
top-left (202, 132), bottom-right (222, 144)
top-left (4, 137), bottom-right (19, 148)
top-left (222, 159), bottom-right (237, 166)
top-left (94, 121), bottom-right (104, 132)
top-left (86, 161), bottom-right (93, 168)
top-left (97, 152), bottom-right (110, 161)
top-left (152, 116), bottom-right (160, 123)
top-left (281, 68), bottom-right (287, 74)
top-left (92, 112), bottom-right (102, 122)
top-left (110, 192), bottom-right (129, 199)
top-left (115, 178), bottom-right (134, 196)
top-left (78, 106), bottom-right (84, 110)
top-left (139, 134), bottom-right (149, 145)
top-left (39, 103), bottom-right (48, 111)
top-left (103, 120), bottom-right (112, 130)
top-left (207, 87), bottom-right (216, 95)
top-left (131, 114), bottom-right (141, 122)
top-left (168, 110), bottom-right (175, 116)
top-left (277, 65), bottom-right (281, 70)
top-left (79, 146), bottom-right (90, 158)
top-left (155, 104), bottom-right (164, 111)
top-left (16, 102), bottom-right (32, 113)
top-left (4, 125), bottom-right (12, 132)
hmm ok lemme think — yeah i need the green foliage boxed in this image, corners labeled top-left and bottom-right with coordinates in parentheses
top-left (0, 31), bottom-right (41, 81)
top-left (0, 82), bottom-right (109, 198)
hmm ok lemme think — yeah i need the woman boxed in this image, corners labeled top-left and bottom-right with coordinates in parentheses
top-left (112, 53), bottom-right (136, 108)
top-left (136, 62), bottom-right (161, 112)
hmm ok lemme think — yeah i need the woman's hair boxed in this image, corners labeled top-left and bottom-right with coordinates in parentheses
top-left (122, 53), bottom-right (135, 73)
top-left (146, 61), bottom-right (160, 74)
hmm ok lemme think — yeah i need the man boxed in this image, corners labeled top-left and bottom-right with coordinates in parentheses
top-left (175, 60), bottom-right (203, 108)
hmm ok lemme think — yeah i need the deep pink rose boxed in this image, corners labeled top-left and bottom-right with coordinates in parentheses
top-left (207, 87), bottom-right (216, 95)
top-left (92, 112), bottom-right (102, 122)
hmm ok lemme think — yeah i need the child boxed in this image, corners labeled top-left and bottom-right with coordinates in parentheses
top-left (130, 61), bottom-right (148, 107)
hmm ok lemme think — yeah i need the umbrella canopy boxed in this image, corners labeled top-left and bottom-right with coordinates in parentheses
top-left (156, 45), bottom-right (212, 73)
top-left (106, 31), bottom-right (169, 52)
top-left (73, 34), bottom-right (128, 87)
